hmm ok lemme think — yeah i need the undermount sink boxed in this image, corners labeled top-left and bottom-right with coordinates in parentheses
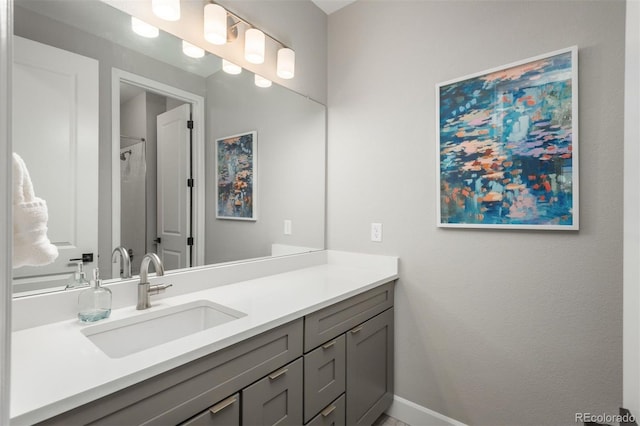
top-left (81, 300), bottom-right (247, 358)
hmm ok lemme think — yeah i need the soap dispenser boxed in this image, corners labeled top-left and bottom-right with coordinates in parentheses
top-left (65, 261), bottom-right (90, 289)
top-left (78, 268), bottom-right (112, 323)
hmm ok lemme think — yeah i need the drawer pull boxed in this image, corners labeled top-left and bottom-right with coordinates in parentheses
top-left (350, 325), bottom-right (364, 334)
top-left (321, 404), bottom-right (337, 417)
top-left (209, 396), bottom-right (237, 414)
top-left (268, 367), bottom-right (288, 380)
top-left (322, 340), bottom-right (336, 349)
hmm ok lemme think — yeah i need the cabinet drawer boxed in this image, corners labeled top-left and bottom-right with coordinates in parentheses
top-left (180, 393), bottom-right (240, 426)
top-left (242, 358), bottom-right (303, 426)
top-left (304, 335), bottom-right (345, 423)
top-left (306, 395), bottom-right (345, 426)
top-left (38, 319), bottom-right (303, 426)
top-left (304, 281), bottom-right (394, 352)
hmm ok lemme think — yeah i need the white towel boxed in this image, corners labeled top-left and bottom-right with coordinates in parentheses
top-left (12, 152), bottom-right (59, 268)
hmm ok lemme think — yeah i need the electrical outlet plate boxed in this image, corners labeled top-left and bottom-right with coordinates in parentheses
top-left (371, 223), bottom-right (383, 242)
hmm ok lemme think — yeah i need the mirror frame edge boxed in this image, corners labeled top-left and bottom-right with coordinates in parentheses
top-left (0, 0), bottom-right (12, 422)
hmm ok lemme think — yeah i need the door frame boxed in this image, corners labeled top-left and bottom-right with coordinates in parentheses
top-left (111, 68), bottom-right (205, 272)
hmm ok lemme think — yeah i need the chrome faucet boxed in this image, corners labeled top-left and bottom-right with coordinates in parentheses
top-left (111, 246), bottom-right (132, 279)
top-left (137, 253), bottom-right (173, 310)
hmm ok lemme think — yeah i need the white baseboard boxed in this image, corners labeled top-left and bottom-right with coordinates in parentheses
top-left (386, 395), bottom-right (467, 426)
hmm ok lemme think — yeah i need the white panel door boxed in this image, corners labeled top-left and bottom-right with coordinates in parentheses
top-left (12, 36), bottom-right (99, 288)
top-left (156, 104), bottom-right (191, 270)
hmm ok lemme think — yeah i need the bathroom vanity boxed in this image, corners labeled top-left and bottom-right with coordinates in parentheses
top-left (11, 251), bottom-right (398, 425)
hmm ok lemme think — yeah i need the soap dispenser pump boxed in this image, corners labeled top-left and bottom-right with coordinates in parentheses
top-left (78, 268), bottom-right (112, 323)
top-left (65, 260), bottom-right (90, 289)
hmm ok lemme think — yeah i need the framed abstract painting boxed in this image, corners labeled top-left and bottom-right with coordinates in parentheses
top-left (436, 46), bottom-right (578, 230)
top-left (215, 131), bottom-right (257, 221)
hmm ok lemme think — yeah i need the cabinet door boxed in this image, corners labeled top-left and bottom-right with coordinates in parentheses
top-left (242, 358), bottom-right (303, 426)
top-left (304, 335), bottom-right (345, 423)
top-left (346, 308), bottom-right (394, 426)
top-left (181, 394), bottom-right (240, 426)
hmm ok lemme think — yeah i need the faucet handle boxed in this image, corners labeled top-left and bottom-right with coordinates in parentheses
top-left (148, 283), bottom-right (173, 296)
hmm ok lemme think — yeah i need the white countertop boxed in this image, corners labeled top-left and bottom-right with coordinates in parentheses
top-left (10, 251), bottom-right (398, 425)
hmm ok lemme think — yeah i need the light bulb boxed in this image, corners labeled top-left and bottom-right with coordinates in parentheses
top-left (222, 59), bottom-right (242, 75)
top-left (204, 4), bottom-right (227, 45)
top-left (254, 74), bottom-right (272, 88)
top-left (182, 41), bottom-right (205, 58)
top-left (244, 28), bottom-right (265, 64)
top-left (277, 48), bottom-right (295, 79)
top-left (131, 17), bottom-right (159, 38)
top-left (152, 0), bottom-right (180, 21)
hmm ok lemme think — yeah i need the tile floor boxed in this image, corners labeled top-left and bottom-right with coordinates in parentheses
top-left (373, 413), bottom-right (410, 426)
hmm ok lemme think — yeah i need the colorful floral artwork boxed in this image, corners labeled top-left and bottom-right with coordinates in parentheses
top-left (215, 131), bottom-right (257, 220)
top-left (436, 47), bottom-right (578, 230)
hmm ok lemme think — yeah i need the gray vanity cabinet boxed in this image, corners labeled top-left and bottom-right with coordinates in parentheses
top-left (242, 358), bottom-right (304, 425)
top-left (304, 282), bottom-right (395, 426)
top-left (346, 308), bottom-right (394, 426)
top-left (181, 393), bottom-right (240, 426)
top-left (36, 281), bottom-right (395, 426)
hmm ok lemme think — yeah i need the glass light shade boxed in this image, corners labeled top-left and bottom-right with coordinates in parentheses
top-left (204, 4), bottom-right (227, 45)
top-left (277, 48), bottom-right (295, 79)
top-left (152, 0), bottom-right (180, 21)
top-left (131, 17), bottom-right (159, 38)
top-left (182, 41), bottom-right (205, 58)
top-left (244, 28), bottom-right (265, 64)
top-left (254, 74), bottom-right (272, 88)
top-left (222, 59), bottom-right (242, 75)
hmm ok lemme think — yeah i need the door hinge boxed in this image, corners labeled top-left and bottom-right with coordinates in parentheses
top-left (187, 178), bottom-right (194, 187)
top-left (187, 237), bottom-right (194, 246)
top-left (187, 120), bottom-right (194, 129)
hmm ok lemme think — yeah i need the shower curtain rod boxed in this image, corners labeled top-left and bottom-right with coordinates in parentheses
top-left (120, 135), bottom-right (146, 142)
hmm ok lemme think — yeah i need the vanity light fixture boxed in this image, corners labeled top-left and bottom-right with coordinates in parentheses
top-left (204, 2), bottom-right (296, 78)
top-left (254, 74), bottom-right (272, 88)
top-left (244, 28), bottom-right (265, 64)
top-left (131, 17), bottom-right (159, 38)
top-left (152, 0), bottom-right (180, 21)
top-left (277, 48), bottom-right (295, 79)
top-left (204, 3), bottom-right (227, 45)
top-left (222, 59), bottom-right (242, 75)
top-left (182, 41), bottom-right (205, 58)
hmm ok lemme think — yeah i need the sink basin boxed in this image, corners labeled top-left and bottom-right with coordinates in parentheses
top-left (81, 300), bottom-right (246, 358)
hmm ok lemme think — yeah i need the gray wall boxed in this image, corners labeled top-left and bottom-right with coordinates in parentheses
top-left (327, 1), bottom-right (624, 425)
top-left (205, 70), bottom-right (326, 264)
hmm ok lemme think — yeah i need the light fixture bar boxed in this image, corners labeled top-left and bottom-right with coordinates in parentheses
top-left (208, 1), bottom-right (292, 51)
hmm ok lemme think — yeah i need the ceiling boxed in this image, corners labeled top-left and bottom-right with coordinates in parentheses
top-left (311, 0), bottom-right (356, 15)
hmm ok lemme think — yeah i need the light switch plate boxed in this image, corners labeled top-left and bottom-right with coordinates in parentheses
top-left (371, 223), bottom-right (383, 242)
top-left (284, 219), bottom-right (292, 235)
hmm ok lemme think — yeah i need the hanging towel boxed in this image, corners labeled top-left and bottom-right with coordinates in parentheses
top-left (12, 152), bottom-right (59, 268)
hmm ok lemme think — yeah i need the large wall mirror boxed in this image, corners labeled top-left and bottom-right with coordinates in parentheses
top-left (11, 0), bottom-right (326, 297)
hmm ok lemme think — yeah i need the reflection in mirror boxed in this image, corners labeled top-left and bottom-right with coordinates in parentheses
top-left (11, 0), bottom-right (326, 297)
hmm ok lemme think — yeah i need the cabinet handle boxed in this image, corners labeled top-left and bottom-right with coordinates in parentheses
top-left (322, 340), bottom-right (336, 349)
top-left (268, 367), bottom-right (288, 380)
top-left (209, 396), bottom-right (237, 414)
top-left (350, 325), bottom-right (364, 334)
top-left (321, 404), bottom-right (337, 417)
